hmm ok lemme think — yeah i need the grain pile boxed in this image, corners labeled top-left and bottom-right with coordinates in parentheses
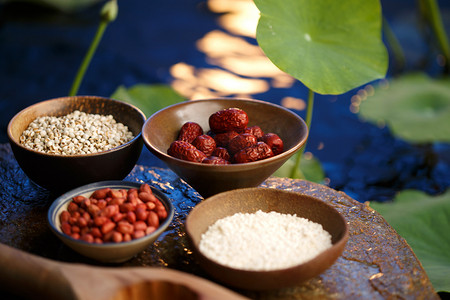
top-left (199, 210), bottom-right (332, 271)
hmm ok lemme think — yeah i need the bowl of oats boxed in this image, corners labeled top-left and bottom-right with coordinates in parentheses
top-left (7, 96), bottom-right (146, 193)
top-left (185, 187), bottom-right (349, 290)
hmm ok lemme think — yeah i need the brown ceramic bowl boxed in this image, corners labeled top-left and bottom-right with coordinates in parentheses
top-left (185, 187), bottom-right (349, 291)
top-left (142, 98), bottom-right (308, 198)
top-left (7, 96), bottom-right (146, 193)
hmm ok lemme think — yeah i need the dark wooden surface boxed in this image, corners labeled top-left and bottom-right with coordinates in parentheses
top-left (0, 143), bottom-right (438, 299)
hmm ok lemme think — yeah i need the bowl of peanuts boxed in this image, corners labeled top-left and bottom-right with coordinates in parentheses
top-left (48, 181), bottom-right (174, 263)
top-left (142, 98), bottom-right (308, 198)
top-left (185, 187), bottom-right (349, 290)
top-left (7, 95), bottom-right (146, 193)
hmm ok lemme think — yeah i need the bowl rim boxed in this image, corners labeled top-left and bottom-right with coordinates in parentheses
top-left (47, 180), bottom-right (174, 248)
top-left (142, 97), bottom-right (309, 168)
top-left (7, 95), bottom-right (146, 158)
top-left (185, 187), bottom-right (349, 274)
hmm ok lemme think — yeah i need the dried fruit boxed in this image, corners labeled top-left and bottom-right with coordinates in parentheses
top-left (177, 122), bottom-right (203, 143)
top-left (209, 108), bottom-right (249, 133)
top-left (211, 147), bottom-right (230, 161)
top-left (234, 142), bottom-right (274, 163)
top-left (260, 133), bottom-right (284, 155)
top-left (228, 133), bottom-right (257, 155)
top-left (212, 131), bottom-right (239, 148)
top-left (202, 156), bottom-right (231, 165)
top-left (192, 134), bottom-right (216, 156)
top-left (168, 140), bottom-right (207, 162)
top-left (244, 125), bottom-right (264, 139)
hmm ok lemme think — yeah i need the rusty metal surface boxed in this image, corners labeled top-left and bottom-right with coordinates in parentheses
top-left (0, 143), bottom-right (438, 299)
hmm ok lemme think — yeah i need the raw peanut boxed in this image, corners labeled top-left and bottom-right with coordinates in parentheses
top-left (91, 227), bottom-right (102, 238)
top-left (71, 226), bottom-right (80, 233)
top-left (259, 133), bottom-right (284, 155)
top-left (82, 212), bottom-right (91, 222)
top-left (72, 195), bottom-right (86, 204)
top-left (67, 202), bottom-right (79, 213)
top-left (167, 140), bottom-right (207, 163)
top-left (177, 122), bottom-right (203, 143)
top-left (192, 134), bottom-right (216, 156)
top-left (94, 216), bottom-right (107, 227)
top-left (213, 131), bottom-right (239, 148)
top-left (127, 192), bottom-right (138, 204)
top-left (146, 202), bottom-right (156, 210)
top-left (117, 221), bottom-right (134, 235)
top-left (109, 190), bottom-right (123, 199)
top-left (97, 199), bottom-right (107, 209)
top-left (138, 192), bottom-right (157, 203)
top-left (109, 197), bottom-right (125, 206)
top-left (77, 217), bottom-right (88, 228)
top-left (244, 125), bottom-right (264, 139)
top-left (228, 133), bottom-right (257, 155)
top-left (202, 156), bottom-right (230, 165)
top-left (112, 212), bottom-right (125, 222)
top-left (119, 203), bottom-right (134, 213)
top-left (103, 205), bottom-right (119, 218)
top-left (209, 108), bottom-right (248, 133)
top-left (91, 188), bottom-right (110, 200)
top-left (123, 233), bottom-right (132, 242)
top-left (112, 231), bottom-right (123, 243)
top-left (71, 233), bottom-right (80, 240)
top-left (211, 147), bottom-right (230, 161)
top-left (133, 230), bottom-right (145, 240)
top-left (139, 183), bottom-right (152, 194)
top-left (71, 211), bottom-right (80, 219)
top-left (147, 211), bottom-right (160, 228)
top-left (126, 211), bottom-right (136, 223)
top-left (136, 207), bottom-right (149, 221)
top-left (68, 216), bottom-right (77, 225)
top-left (81, 198), bottom-right (91, 209)
top-left (146, 226), bottom-right (156, 235)
top-left (87, 204), bottom-right (100, 217)
top-left (156, 207), bottom-right (168, 220)
top-left (61, 222), bottom-right (72, 235)
top-left (136, 203), bottom-right (147, 211)
top-left (80, 226), bottom-right (90, 235)
top-left (134, 220), bottom-right (147, 232)
top-left (81, 234), bottom-right (94, 243)
top-left (101, 221), bottom-right (116, 234)
top-left (60, 211), bottom-right (70, 223)
top-left (94, 238), bottom-right (103, 244)
top-left (103, 230), bottom-right (114, 242)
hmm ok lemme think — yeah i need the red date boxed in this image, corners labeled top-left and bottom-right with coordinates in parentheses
top-left (209, 108), bottom-right (249, 133)
top-left (228, 133), bottom-right (257, 155)
top-left (177, 122), bottom-right (203, 143)
top-left (211, 147), bottom-right (230, 161)
top-left (192, 134), bottom-right (216, 156)
top-left (243, 126), bottom-right (264, 139)
top-left (168, 140), bottom-right (207, 162)
top-left (202, 156), bottom-right (231, 165)
top-left (259, 133), bottom-right (284, 155)
top-left (234, 142), bottom-right (274, 163)
top-left (212, 131), bottom-right (239, 148)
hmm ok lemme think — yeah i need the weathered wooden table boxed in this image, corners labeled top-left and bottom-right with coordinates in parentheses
top-left (0, 143), bottom-right (438, 299)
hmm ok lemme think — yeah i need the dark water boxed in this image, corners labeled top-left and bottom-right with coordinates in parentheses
top-left (1, 0), bottom-right (449, 203)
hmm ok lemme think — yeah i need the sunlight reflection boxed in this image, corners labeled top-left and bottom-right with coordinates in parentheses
top-left (169, 0), bottom-right (298, 103)
top-left (281, 97), bottom-right (306, 111)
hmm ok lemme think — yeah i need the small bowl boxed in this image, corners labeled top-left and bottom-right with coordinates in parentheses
top-left (185, 187), bottom-right (349, 290)
top-left (142, 98), bottom-right (308, 198)
top-left (7, 96), bottom-right (146, 193)
top-left (48, 181), bottom-right (174, 263)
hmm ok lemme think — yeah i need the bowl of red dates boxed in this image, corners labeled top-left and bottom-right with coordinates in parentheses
top-left (48, 181), bottom-right (174, 263)
top-left (142, 98), bottom-right (308, 198)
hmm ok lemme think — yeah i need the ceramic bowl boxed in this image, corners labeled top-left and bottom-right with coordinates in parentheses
top-left (142, 98), bottom-right (308, 198)
top-left (7, 96), bottom-right (146, 193)
top-left (48, 181), bottom-right (174, 263)
top-left (185, 187), bottom-right (349, 290)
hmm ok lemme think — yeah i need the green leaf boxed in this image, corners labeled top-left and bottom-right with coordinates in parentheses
top-left (370, 189), bottom-right (450, 292)
top-left (274, 153), bottom-right (325, 183)
top-left (359, 73), bottom-right (450, 143)
top-left (111, 84), bottom-right (185, 118)
top-left (254, 0), bottom-right (388, 95)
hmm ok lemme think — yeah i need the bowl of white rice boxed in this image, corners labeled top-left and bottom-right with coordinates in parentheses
top-left (185, 187), bottom-right (349, 290)
top-left (7, 96), bottom-right (146, 193)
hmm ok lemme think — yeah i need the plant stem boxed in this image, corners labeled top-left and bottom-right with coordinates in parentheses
top-left (68, 0), bottom-right (118, 96)
top-left (382, 17), bottom-right (406, 74)
top-left (290, 88), bottom-right (314, 178)
top-left (420, 0), bottom-right (450, 72)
